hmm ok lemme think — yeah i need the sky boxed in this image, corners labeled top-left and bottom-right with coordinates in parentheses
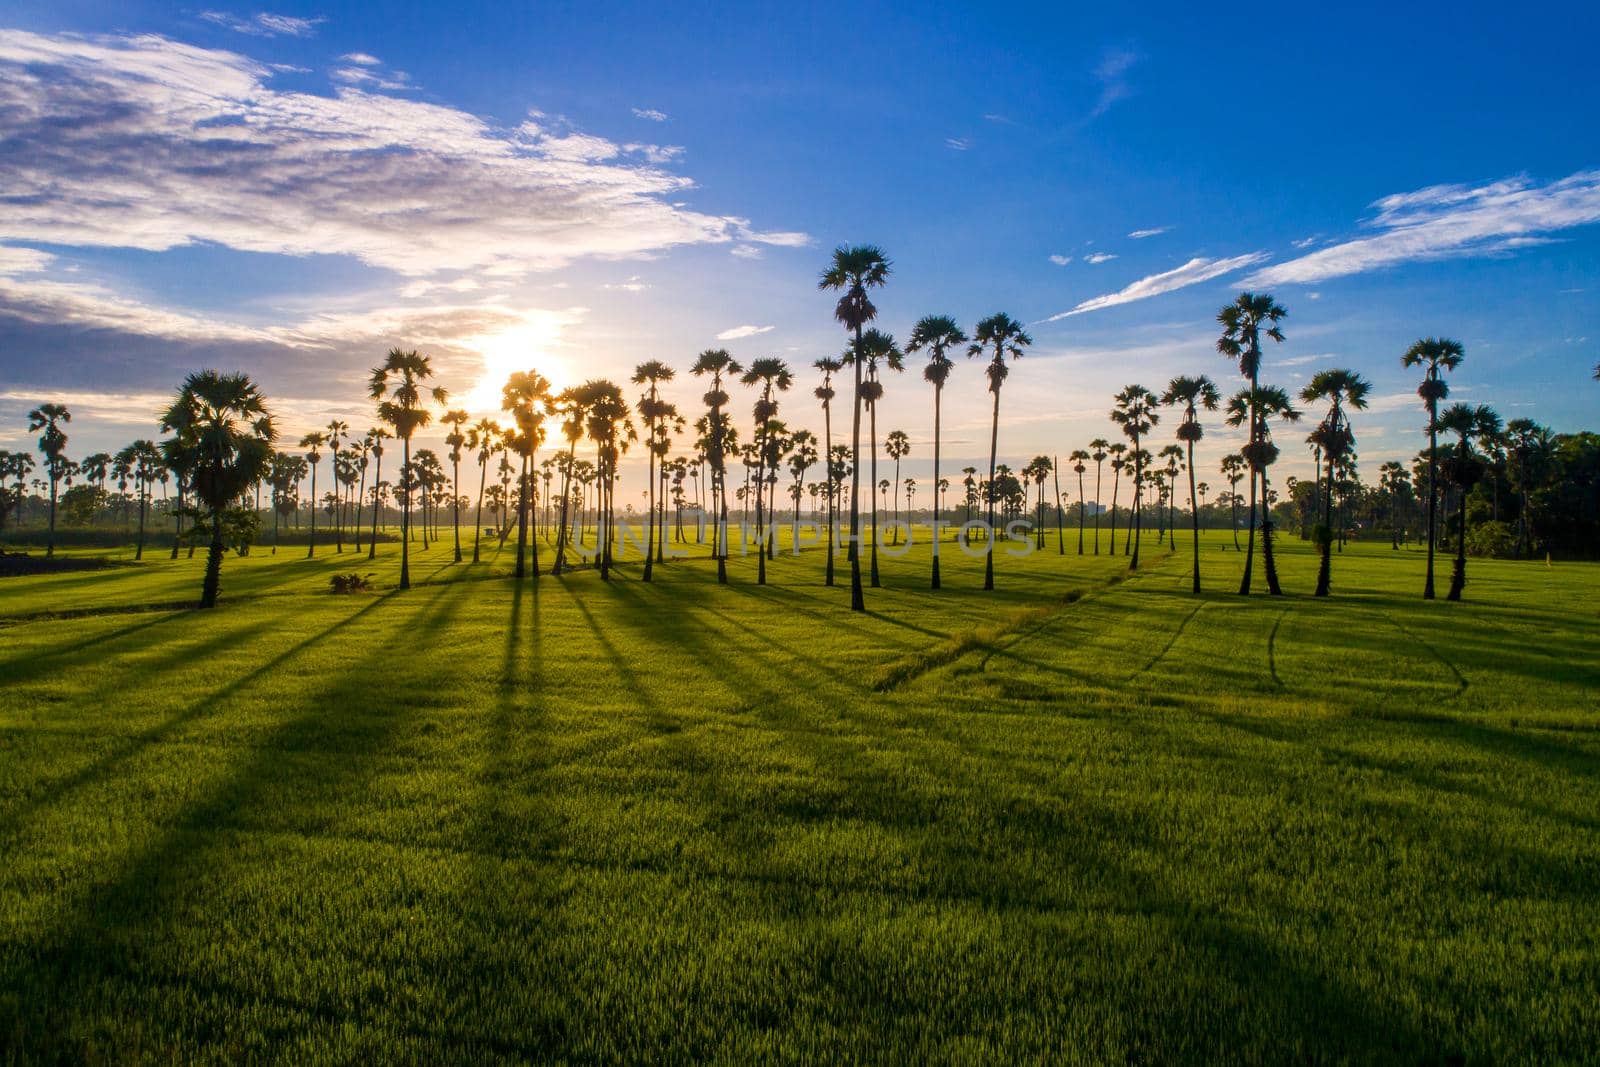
top-left (1, 1), bottom-right (1597, 498)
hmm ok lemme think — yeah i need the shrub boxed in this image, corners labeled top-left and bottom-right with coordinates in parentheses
top-left (1465, 520), bottom-right (1517, 559)
top-left (329, 572), bottom-right (373, 594)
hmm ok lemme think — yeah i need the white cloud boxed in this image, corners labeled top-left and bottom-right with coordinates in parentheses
top-left (0, 30), bottom-right (806, 279)
top-left (1090, 47), bottom-right (1140, 118)
top-left (1247, 170), bottom-right (1600, 286)
top-left (632, 107), bottom-right (668, 122)
top-left (602, 275), bottom-right (649, 292)
top-left (1291, 235), bottom-right (1318, 249)
top-left (715, 324), bottom-right (774, 340)
top-left (1085, 252), bottom-right (1118, 264)
top-left (982, 113), bottom-right (1012, 124)
top-left (199, 11), bottom-right (324, 37)
top-left (1048, 254), bottom-right (1072, 266)
top-left (945, 137), bottom-right (971, 151)
top-left (730, 244), bottom-right (763, 259)
top-left (1128, 227), bottom-right (1169, 239)
top-left (341, 52), bottom-right (381, 66)
top-left (1046, 253), bottom-right (1269, 319)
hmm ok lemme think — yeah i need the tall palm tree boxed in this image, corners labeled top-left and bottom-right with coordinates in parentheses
top-left (1106, 443), bottom-right (1127, 556)
top-left (1436, 403), bottom-right (1500, 601)
top-left (1220, 453), bottom-right (1245, 550)
top-left (1111, 386), bottom-right (1159, 571)
top-left (352, 432), bottom-right (372, 553)
top-left (322, 419), bottom-right (347, 551)
top-left (1023, 456), bottom-right (1052, 549)
top-left (1089, 438), bottom-right (1110, 555)
top-left (1401, 337), bottom-right (1465, 599)
top-left (1158, 444), bottom-right (1185, 550)
top-left (580, 380), bottom-right (635, 580)
top-left (787, 429), bottom-right (817, 545)
top-left (848, 329), bottom-right (904, 588)
top-left (819, 244), bottom-right (891, 611)
top-left (26, 403), bottom-right (70, 557)
top-left (812, 356), bottom-right (844, 585)
top-left (551, 391), bottom-right (590, 577)
top-left (298, 432), bottom-right (326, 558)
top-left (884, 429), bottom-right (910, 545)
top-left (369, 348), bottom-right (447, 590)
top-left (1225, 385), bottom-right (1302, 593)
top-left (1069, 449), bottom-right (1091, 554)
top-left (633, 361), bottom-right (677, 580)
top-left (742, 358), bottom-right (794, 583)
top-left (1217, 292), bottom-right (1288, 594)
top-left (439, 409), bottom-right (471, 563)
top-left (968, 312), bottom-right (1031, 590)
top-left (692, 349), bottom-right (742, 583)
top-left (907, 314), bottom-right (966, 588)
top-left (161, 372), bottom-right (275, 607)
top-left (502, 374), bottom-right (552, 580)
top-left (1300, 369), bottom-right (1371, 596)
top-left (365, 427), bottom-right (390, 559)
top-left (1162, 375), bottom-right (1220, 593)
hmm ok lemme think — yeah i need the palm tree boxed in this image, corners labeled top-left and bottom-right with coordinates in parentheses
top-left (1300, 369), bottom-right (1371, 596)
top-left (1219, 453), bottom-right (1245, 550)
top-left (907, 314), bottom-right (966, 588)
top-left (741, 357), bottom-right (794, 584)
top-left (160, 372), bottom-right (275, 607)
top-left (322, 419), bottom-right (347, 551)
top-left (1023, 456), bottom-right (1052, 549)
top-left (436, 409), bottom-right (470, 563)
top-left (1225, 385), bottom-right (1302, 593)
top-left (633, 361), bottom-right (677, 580)
top-left (1401, 337), bottom-right (1465, 599)
top-left (463, 420), bottom-right (498, 563)
top-left (819, 244), bottom-right (891, 612)
top-left (579, 380), bottom-right (635, 580)
top-left (692, 349), bottom-right (742, 583)
top-left (884, 429), bottom-right (910, 545)
top-left (1158, 444), bottom-right (1185, 551)
top-left (1087, 438), bottom-right (1110, 555)
top-left (1217, 292), bottom-right (1288, 594)
top-left (812, 357), bottom-right (844, 585)
top-left (968, 312), bottom-right (1032, 589)
top-left (1436, 403), bottom-right (1500, 601)
top-left (787, 429), bottom-right (817, 545)
top-left (365, 428), bottom-right (390, 559)
top-left (1111, 386), bottom-right (1159, 570)
top-left (848, 329), bottom-right (904, 588)
top-left (298, 432), bottom-right (326, 558)
top-left (961, 466), bottom-right (978, 523)
top-left (369, 348), bottom-right (447, 590)
top-left (26, 403), bottom-right (70, 557)
top-left (1069, 449), bottom-right (1091, 554)
top-left (1162, 375), bottom-right (1220, 593)
top-left (502, 374), bottom-right (552, 580)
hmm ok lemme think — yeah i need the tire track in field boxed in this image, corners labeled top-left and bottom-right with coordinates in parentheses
top-left (1127, 601), bottom-right (1206, 682)
top-left (1378, 609), bottom-right (1469, 697)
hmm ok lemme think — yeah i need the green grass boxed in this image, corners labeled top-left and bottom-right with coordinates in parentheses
top-left (2, 523), bottom-right (1597, 1062)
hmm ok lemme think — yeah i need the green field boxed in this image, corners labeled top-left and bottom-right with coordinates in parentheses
top-left (2, 527), bottom-right (1597, 1062)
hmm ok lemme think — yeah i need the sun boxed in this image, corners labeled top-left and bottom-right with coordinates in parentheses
top-left (460, 316), bottom-right (573, 415)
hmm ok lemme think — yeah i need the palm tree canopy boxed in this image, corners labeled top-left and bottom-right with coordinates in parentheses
top-left (968, 313), bottom-right (1032, 392)
top-left (848, 328), bottom-right (904, 372)
top-left (907, 314), bottom-right (967, 387)
top-left (818, 244), bottom-right (891, 332)
top-left (370, 348), bottom-right (448, 440)
top-left (162, 370), bottom-right (277, 510)
top-left (1300, 368), bottom-right (1372, 410)
top-left (1216, 292), bottom-right (1287, 379)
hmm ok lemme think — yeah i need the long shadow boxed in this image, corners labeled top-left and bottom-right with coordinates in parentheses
top-left (0, 596), bottom-right (392, 840)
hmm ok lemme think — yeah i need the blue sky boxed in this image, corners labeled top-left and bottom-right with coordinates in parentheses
top-left (1, 1), bottom-right (1596, 489)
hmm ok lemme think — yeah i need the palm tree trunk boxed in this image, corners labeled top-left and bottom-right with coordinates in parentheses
top-left (868, 399), bottom-right (880, 588)
top-left (1187, 441), bottom-right (1200, 593)
top-left (1239, 436), bottom-right (1257, 595)
top-left (136, 480), bottom-right (148, 560)
top-left (1424, 407), bottom-right (1438, 599)
top-left (1093, 462), bottom-right (1103, 555)
top-left (848, 331), bottom-right (865, 610)
top-left (1055, 459), bottom-right (1065, 555)
top-left (1261, 463), bottom-right (1283, 596)
top-left (930, 386), bottom-right (942, 589)
top-left (200, 507), bottom-right (225, 608)
top-left (824, 400), bottom-right (836, 587)
top-left (984, 387), bottom-right (1000, 591)
top-left (452, 458), bottom-right (463, 563)
top-left (645, 419), bottom-right (657, 582)
top-left (1130, 442), bottom-right (1142, 571)
top-left (1108, 467), bottom-right (1120, 562)
top-left (1315, 449), bottom-right (1333, 596)
top-left (514, 454), bottom-right (530, 580)
top-left (473, 460), bottom-right (487, 563)
top-left (306, 463), bottom-right (318, 559)
top-left (1448, 471), bottom-right (1468, 601)
top-left (368, 451), bottom-right (383, 561)
top-left (399, 439), bottom-right (411, 589)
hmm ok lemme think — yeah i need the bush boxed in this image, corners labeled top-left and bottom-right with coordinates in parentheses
top-left (329, 572), bottom-right (373, 594)
top-left (1465, 520), bottom-right (1517, 559)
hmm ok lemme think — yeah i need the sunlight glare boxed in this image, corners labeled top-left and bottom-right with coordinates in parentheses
top-left (461, 316), bottom-right (572, 414)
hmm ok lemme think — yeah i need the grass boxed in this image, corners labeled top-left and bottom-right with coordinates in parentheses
top-left (1, 521), bottom-right (1597, 1062)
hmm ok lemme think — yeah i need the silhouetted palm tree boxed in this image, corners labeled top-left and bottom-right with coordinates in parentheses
top-left (1106, 442), bottom-right (1127, 556)
top-left (1070, 449), bottom-right (1089, 554)
top-left (1111, 385), bottom-right (1159, 570)
top-left (969, 312), bottom-right (1031, 590)
top-left (787, 429), bottom-right (817, 543)
top-left (438, 409), bottom-right (470, 562)
top-left (1220, 453), bottom-right (1245, 550)
top-left (848, 328), bottom-right (903, 588)
top-left (742, 357), bottom-right (794, 584)
top-left (1437, 402), bottom-right (1501, 601)
top-left (161, 372), bottom-right (275, 607)
top-left (26, 403), bottom-right (70, 557)
top-left (632, 361), bottom-right (676, 581)
top-left (885, 429), bottom-right (910, 545)
top-left (299, 431), bottom-right (326, 558)
top-left (1401, 337), bottom-right (1464, 599)
top-left (503, 374), bottom-right (552, 580)
top-left (370, 348), bottom-right (447, 590)
top-left (819, 244), bottom-right (891, 612)
top-left (813, 356), bottom-right (844, 585)
top-left (1225, 385), bottom-right (1302, 593)
top-left (1158, 443), bottom-right (1184, 551)
top-left (465, 419), bottom-right (499, 563)
top-left (1162, 375), bottom-right (1220, 593)
top-left (1300, 369), bottom-right (1371, 596)
top-left (692, 348), bottom-right (742, 583)
top-left (1217, 292), bottom-right (1288, 594)
top-left (907, 314), bottom-right (966, 587)
top-left (365, 427), bottom-right (390, 559)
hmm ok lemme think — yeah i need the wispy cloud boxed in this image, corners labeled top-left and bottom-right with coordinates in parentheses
top-left (1048, 254), bottom-right (1072, 266)
top-left (0, 30), bottom-right (806, 279)
top-left (602, 275), bottom-right (649, 292)
top-left (341, 51), bottom-right (380, 65)
top-left (716, 324), bottom-right (774, 340)
top-left (1128, 227), bottom-right (1169, 239)
top-left (1084, 252), bottom-right (1118, 264)
top-left (730, 244), bottom-right (762, 260)
top-left (1046, 253), bottom-right (1268, 319)
top-left (1090, 46), bottom-right (1140, 118)
top-left (982, 113), bottom-right (1013, 125)
top-left (199, 11), bottom-right (324, 37)
top-left (1248, 170), bottom-right (1600, 286)
top-left (632, 107), bottom-right (668, 122)
top-left (944, 137), bottom-right (971, 151)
